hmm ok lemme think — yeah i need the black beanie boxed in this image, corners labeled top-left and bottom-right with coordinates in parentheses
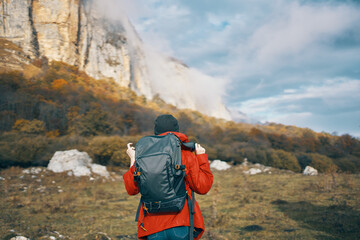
top-left (154, 114), bottom-right (179, 135)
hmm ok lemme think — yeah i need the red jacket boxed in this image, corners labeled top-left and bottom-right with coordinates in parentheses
top-left (123, 132), bottom-right (213, 239)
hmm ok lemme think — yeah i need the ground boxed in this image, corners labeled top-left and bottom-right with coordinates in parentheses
top-left (0, 166), bottom-right (359, 239)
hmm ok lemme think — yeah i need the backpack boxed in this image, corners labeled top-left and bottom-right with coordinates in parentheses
top-left (133, 133), bottom-right (196, 238)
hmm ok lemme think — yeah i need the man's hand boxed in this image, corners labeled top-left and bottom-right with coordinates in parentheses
top-left (195, 143), bottom-right (206, 155)
top-left (127, 143), bottom-right (135, 167)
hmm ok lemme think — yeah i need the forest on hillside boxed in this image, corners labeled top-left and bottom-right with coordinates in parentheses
top-left (1, 61), bottom-right (360, 173)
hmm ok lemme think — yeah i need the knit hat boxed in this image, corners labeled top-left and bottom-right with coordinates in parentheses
top-left (154, 114), bottom-right (179, 135)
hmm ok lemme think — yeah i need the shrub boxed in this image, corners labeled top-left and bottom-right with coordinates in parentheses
top-left (268, 149), bottom-right (301, 172)
top-left (308, 153), bottom-right (335, 173)
top-left (0, 133), bottom-right (49, 167)
top-left (12, 119), bottom-right (46, 134)
top-left (332, 155), bottom-right (360, 173)
top-left (87, 136), bottom-right (140, 167)
top-left (297, 154), bottom-right (312, 170)
top-left (76, 109), bottom-right (113, 136)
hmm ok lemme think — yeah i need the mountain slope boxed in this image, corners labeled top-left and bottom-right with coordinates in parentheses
top-left (0, 61), bottom-right (359, 173)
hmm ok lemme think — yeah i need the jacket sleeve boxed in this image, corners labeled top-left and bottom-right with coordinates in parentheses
top-left (183, 151), bottom-right (213, 195)
top-left (123, 165), bottom-right (139, 195)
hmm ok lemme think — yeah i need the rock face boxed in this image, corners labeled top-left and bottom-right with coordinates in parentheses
top-left (0, 0), bottom-right (231, 120)
top-left (47, 149), bottom-right (109, 177)
top-left (303, 166), bottom-right (318, 176)
top-left (210, 160), bottom-right (231, 171)
top-left (0, 0), bottom-right (133, 86)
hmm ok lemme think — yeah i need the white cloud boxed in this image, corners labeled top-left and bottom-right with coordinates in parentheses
top-left (284, 89), bottom-right (297, 94)
top-left (237, 78), bottom-right (360, 131)
top-left (236, 77), bottom-right (360, 136)
top-left (247, 2), bottom-right (360, 64)
top-left (271, 112), bottom-right (313, 127)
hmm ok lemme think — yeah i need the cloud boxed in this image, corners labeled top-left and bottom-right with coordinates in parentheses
top-left (225, 1), bottom-right (360, 76)
top-left (238, 78), bottom-right (360, 113)
top-left (272, 110), bottom-right (360, 137)
top-left (237, 77), bottom-right (360, 134)
top-left (247, 2), bottom-right (360, 64)
top-left (141, 48), bottom-right (230, 118)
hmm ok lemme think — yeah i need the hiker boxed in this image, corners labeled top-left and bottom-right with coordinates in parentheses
top-left (123, 114), bottom-right (213, 239)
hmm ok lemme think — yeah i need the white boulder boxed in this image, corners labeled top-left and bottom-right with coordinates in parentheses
top-left (10, 237), bottom-right (30, 240)
top-left (243, 168), bottom-right (262, 175)
top-left (22, 167), bottom-right (43, 175)
top-left (241, 158), bottom-right (248, 167)
top-left (210, 160), bottom-right (231, 171)
top-left (91, 164), bottom-right (110, 178)
top-left (303, 166), bottom-right (318, 176)
top-left (47, 149), bottom-right (109, 177)
top-left (72, 165), bottom-right (92, 177)
top-left (48, 149), bottom-right (92, 173)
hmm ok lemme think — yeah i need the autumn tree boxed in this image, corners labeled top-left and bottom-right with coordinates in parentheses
top-left (267, 149), bottom-right (301, 172)
top-left (76, 108), bottom-right (113, 136)
top-left (12, 119), bottom-right (46, 134)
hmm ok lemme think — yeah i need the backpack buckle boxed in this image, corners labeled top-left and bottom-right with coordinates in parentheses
top-left (175, 164), bottom-right (186, 171)
top-left (133, 169), bottom-right (141, 182)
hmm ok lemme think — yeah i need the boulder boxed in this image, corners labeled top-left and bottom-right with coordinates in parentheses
top-left (303, 166), bottom-right (318, 176)
top-left (47, 149), bottom-right (109, 177)
top-left (243, 168), bottom-right (262, 175)
top-left (210, 160), bottom-right (231, 171)
top-left (241, 158), bottom-right (249, 167)
top-left (22, 167), bottom-right (43, 175)
top-left (72, 165), bottom-right (92, 177)
top-left (10, 237), bottom-right (30, 240)
top-left (91, 164), bottom-right (110, 178)
top-left (48, 149), bottom-right (92, 173)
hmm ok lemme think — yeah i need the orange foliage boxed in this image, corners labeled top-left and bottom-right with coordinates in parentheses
top-left (13, 119), bottom-right (30, 130)
top-left (51, 79), bottom-right (69, 90)
top-left (46, 129), bottom-right (60, 138)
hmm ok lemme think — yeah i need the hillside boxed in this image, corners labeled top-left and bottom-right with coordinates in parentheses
top-left (0, 60), bottom-right (360, 173)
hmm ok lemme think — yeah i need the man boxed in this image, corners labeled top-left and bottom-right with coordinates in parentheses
top-left (123, 114), bottom-right (213, 239)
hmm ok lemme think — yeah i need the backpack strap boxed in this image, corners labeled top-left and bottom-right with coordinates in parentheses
top-left (135, 197), bottom-right (142, 222)
top-left (167, 133), bottom-right (195, 152)
top-left (135, 198), bottom-right (148, 232)
top-left (181, 141), bottom-right (196, 151)
top-left (187, 190), bottom-right (195, 240)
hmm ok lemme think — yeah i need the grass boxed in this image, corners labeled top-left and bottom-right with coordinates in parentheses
top-left (0, 166), bottom-right (359, 239)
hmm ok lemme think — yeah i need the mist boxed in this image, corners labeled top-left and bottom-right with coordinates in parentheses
top-left (91, 0), bottom-right (231, 120)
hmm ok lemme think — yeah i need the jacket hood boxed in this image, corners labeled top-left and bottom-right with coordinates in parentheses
top-left (159, 131), bottom-right (189, 143)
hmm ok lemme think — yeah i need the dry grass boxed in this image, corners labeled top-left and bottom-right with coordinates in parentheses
top-left (0, 166), bottom-right (359, 239)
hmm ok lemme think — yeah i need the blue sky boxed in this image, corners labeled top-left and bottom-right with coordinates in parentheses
top-left (103, 0), bottom-right (360, 137)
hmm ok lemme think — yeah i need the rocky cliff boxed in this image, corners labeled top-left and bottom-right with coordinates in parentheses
top-left (0, 0), bottom-right (231, 120)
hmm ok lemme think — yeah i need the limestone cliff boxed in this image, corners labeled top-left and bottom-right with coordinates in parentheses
top-left (0, 0), bottom-right (231, 120)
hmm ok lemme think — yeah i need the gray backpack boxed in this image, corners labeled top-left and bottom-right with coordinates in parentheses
top-left (134, 133), bottom-right (196, 238)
